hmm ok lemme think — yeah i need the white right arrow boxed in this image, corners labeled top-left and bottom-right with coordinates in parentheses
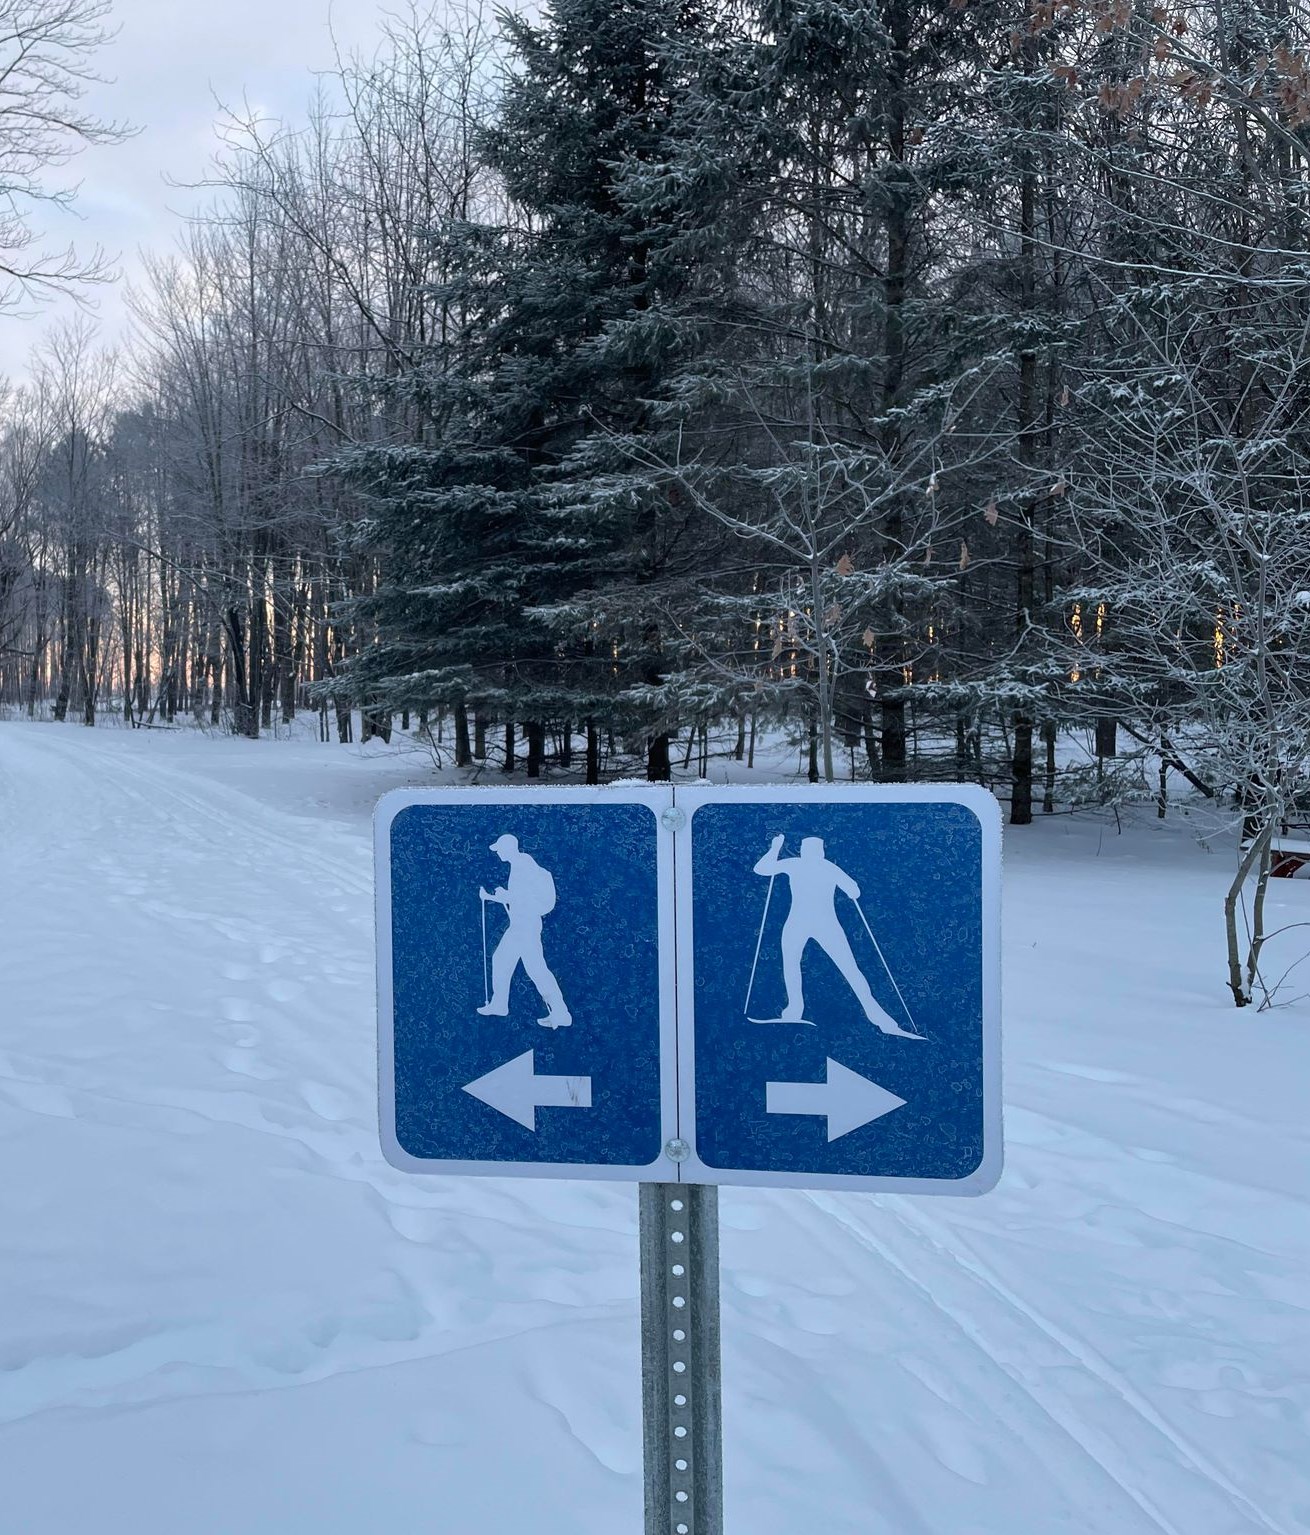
top-left (766, 1058), bottom-right (907, 1142)
top-left (463, 1050), bottom-right (592, 1131)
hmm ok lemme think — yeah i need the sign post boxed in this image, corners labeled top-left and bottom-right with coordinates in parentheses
top-left (375, 782), bottom-right (1001, 1529)
top-left (640, 1182), bottom-right (722, 1535)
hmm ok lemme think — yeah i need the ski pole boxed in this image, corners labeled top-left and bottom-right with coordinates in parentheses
top-left (852, 897), bottom-right (918, 1034)
top-left (744, 873), bottom-right (777, 1016)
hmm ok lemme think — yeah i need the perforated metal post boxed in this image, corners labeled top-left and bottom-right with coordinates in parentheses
top-left (640, 1182), bottom-right (723, 1535)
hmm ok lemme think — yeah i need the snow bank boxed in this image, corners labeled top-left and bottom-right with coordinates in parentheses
top-left (0, 722), bottom-right (1305, 1533)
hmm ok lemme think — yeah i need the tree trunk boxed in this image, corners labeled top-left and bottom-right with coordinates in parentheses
top-left (52, 628), bottom-right (72, 723)
top-left (862, 699), bottom-right (880, 779)
top-left (361, 706), bottom-right (392, 744)
top-left (25, 619), bottom-right (47, 719)
top-left (454, 702), bottom-right (472, 767)
top-left (211, 650), bottom-right (223, 727)
top-left (647, 733), bottom-right (671, 782)
top-left (1042, 719), bottom-right (1057, 813)
top-left (879, 685), bottom-right (907, 781)
top-left (1225, 826), bottom-right (1271, 1007)
top-left (276, 589), bottom-right (295, 725)
top-left (120, 602), bottom-right (134, 727)
top-left (1011, 717), bottom-right (1034, 824)
top-left (80, 604), bottom-right (100, 727)
top-left (1009, 41), bottom-right (1041, 828)
top-left (249, 572), bottom-right (268, 736)
top-left (586, 720), bottom-right (601, 785)
top-left (287, 582), bottom-right (309, 723)
top-left (226, 608), bottom-right (259, 739)
top-left (878, 0), bottom-right (911, 785)
top-left (1247, 841), bottom-right (1273, 1003)
top-left (526, 720), bottom-right (545, 778)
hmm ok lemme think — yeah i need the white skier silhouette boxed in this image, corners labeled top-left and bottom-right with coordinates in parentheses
top-left (477, 834), bottom-right (573, 1029)
top-left (749, 834), bottom-right (922, 1038)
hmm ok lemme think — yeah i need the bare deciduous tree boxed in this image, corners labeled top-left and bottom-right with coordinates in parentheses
top-left (0, 0), bottom-right (130, 306)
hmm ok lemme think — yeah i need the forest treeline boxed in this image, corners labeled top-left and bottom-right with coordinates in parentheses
top-left (3, 0), bottom-right (1310, 883)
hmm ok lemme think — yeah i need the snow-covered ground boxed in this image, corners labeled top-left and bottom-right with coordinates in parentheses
top-left (1, 720), bottom-right (1307, 1534)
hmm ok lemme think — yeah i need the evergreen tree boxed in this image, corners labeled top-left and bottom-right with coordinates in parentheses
top-left (482, 0), bottom-right (753, 780)
top-left (628, 0), bottom-right (1012, 781)
top-left (333, 0), bottom-right (747, 780)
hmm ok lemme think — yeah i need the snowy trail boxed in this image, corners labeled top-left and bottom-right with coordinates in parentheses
top-left (808, 1191), bottom-right (1281, 1535)
top-left (1, 723), bottom-right (1307, 1533)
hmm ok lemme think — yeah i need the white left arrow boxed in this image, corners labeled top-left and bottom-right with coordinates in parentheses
top-left (463, 1050), bottom-right (592, 1131)
top-left (766, 1058), bottom-right (906, 1142)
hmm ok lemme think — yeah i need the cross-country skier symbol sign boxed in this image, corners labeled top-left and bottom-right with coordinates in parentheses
top-left (478, 833), bottom-right (573, 1029)
top-left (679, 785), bottom-right (1000, 1190)
top-left (746, 834), bottom-right (924, 1038)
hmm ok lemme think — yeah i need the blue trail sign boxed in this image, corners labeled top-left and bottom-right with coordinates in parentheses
top-left (376, 783), bottom-right (1000, 1194)
top-left (376, 787), bottom-right (679, 1182)
top-left (674, 785), bottom-right (1001, 1194)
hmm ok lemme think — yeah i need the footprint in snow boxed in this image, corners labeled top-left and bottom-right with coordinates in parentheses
top-left (0, 1079), bottom-right (76, 1119)
top-left (219, 1049), bottom-right (278, 1081)
top-left (264, 977), bottom-right (304, 1004)
top-left (216, 1022), bottom-right (259, 1049)
top-left (299, 1081), bottom-right (353, 1122)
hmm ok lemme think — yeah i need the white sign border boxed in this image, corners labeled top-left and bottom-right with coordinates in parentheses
top-left (376, 784), bottom-right (681, 1183)
top-left (670, 782), bottom-right (1003, 1195)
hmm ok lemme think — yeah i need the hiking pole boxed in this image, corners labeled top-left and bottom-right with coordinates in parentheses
top-left (479, 890), bottom-right (490, 1007)
top-left (743, 871), bottom-right (777, 1016)
top-left (852, 897), bottom-right (919, 1035)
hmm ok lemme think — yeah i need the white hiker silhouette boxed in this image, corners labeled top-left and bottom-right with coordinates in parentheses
top-left (477, 834), bottom-right (573, 1029)
top-left (752, 834), bottom-right (919, 1037)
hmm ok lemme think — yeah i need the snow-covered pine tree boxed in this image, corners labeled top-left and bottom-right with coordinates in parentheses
top-left (333, 0), bottom-right (747, 781)
top-left (481, 0), bottom-right (753, 781)
top-left (936, 0), bottom-right (1087, 823)
top-left (607, 0), bottom-right (1013, 782)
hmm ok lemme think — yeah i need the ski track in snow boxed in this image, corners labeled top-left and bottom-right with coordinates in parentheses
top-left (808, 1190), bottom-right (1279, 1535)
top-left (1, 722), bottom-right (1307, 1534)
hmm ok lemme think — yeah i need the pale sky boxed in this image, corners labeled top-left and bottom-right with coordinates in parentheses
top-left (0, 0), bottom-right (402, 379)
